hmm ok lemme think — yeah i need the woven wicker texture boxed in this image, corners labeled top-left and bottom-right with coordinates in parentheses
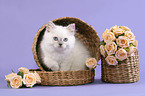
top-left (32, 17), bottom-right (100, 85)
top-left (101, 51), bottom-right (139, 83)
top-left (30, 69), bottom-right (95, 86)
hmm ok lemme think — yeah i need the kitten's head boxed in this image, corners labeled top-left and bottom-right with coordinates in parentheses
top-left (43, 21), bottom-right (76, 52)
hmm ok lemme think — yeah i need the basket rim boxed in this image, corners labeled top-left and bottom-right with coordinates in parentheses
top-left (30, 69), bottom-right (94, 73)
top-left (32, 17), bottom-right (100, 71)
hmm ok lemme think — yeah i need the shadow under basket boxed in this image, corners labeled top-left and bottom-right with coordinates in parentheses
top-left (32, 17), bottom-right (100, 86)
top-left (101, 51), bottom-right (139, 83)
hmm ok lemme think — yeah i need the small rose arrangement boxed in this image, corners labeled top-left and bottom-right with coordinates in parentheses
top-left (86, 58), bottom-right (99, 69)
top-left (100, 25), bottom-right (138, 65)
top-left (5, 67), bottom-right (41, 89)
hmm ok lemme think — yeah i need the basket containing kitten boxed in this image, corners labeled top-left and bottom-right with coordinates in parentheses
top-left (31, 17), bottom-right (100, 86)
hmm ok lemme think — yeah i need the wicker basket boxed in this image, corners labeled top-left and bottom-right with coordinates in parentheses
top-left (101, 50), bottom-right (139, 83)
top-left (30, 69), bottom-right (95, 86)
top-left (32, 17), bottom-right (100, 86)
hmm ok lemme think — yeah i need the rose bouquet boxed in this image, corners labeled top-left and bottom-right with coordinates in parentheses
top-left (5, 67), bottom-right (41, 89)
top-left (100, 25), bottom-right (138, 65)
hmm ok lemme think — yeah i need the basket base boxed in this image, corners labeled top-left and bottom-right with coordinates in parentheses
top-left (101, 78), bottom-right (139, 84)
top-left (30, 69), bottom-right (95, 86)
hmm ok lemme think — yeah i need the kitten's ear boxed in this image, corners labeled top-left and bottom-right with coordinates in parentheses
top-left (66, 23), bottom-right (75, 34)
top-left (46, 21), bottom-right (56, 32)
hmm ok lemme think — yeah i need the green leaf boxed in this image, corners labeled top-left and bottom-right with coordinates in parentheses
top-left (97, 63), bottom-right (100, 66)
top-left (11, 69), bottom-right (15, 73)
top-left (100, 40), bottom-right (106, 46)
top-left (116, 33), bottom-right (125, 37)
top-left (129, 43), bottom-right (136, 47)
top-left (112, 54), bottom-right (115, 56)
top-left (7, 81), bottom-right (10, 87)
top-left (93, 66), bottom-right (96, 69)
top-left (111, 29), bottom-right (113, 32)
top-left (129, 43), bottom-right (134, 46)
top-left (17, 71), bottom-right (24, 78)
top-left (124, 47), bottom-right (130, 51)
top-left (117, 46), bottom-right (121, 50)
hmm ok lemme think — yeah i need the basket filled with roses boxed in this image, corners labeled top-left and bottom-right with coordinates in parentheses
top-left (100, 25), bottom-right (139, 83)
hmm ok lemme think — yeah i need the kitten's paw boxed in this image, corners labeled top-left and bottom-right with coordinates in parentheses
top-left (44, 57), bottom-right (59, 71)
top-left (51, 64), bottom-right (59, 71)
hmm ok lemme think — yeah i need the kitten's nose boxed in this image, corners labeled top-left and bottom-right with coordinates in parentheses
top-left (59, 43), bottom-right (63, 46)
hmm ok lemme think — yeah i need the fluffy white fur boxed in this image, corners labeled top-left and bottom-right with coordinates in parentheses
top-left (40, 21), bottom-right (90, 71)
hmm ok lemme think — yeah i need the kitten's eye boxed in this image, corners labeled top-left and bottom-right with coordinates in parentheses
top-left (63, 38), bottom-right (68, 42)
top-left (53, 37), bottom-right (58, 41)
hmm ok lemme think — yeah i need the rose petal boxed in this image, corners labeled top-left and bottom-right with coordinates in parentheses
top-left (18, 67), bottom-right (30, 74)
top-left (23, 73), bottom-right (36, 87)
top-left (115, 48), bottom-right (128, 61)
top-left (10, 75), bottom-right (22, 89)
top-left (86, 58), bottom-right (97, 69)
top-left (105, 56), bottom-right (118, 65)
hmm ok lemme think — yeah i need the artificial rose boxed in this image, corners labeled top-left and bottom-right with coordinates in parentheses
top-left (10, 75), bottom-right (22, 89)
top-left (103, 32), bottom-right (116, 43)
top-left (125, 31), bottom-right (135, 41)
top-left (105, 56), bottom-right (118, 65)
top-left (128, 46), bottom-right (137, 56)
top-left (18, 67), bottom-right (30, 74)
top-left (129, 39), bottom-right (135, 44)
top-left (23, 73), bottom-right (36, 87)
top-left (105, 42), bottom-right (117, 55)
top-left (133, 40), bottom-right (138, 48)
top-left (110, 25), bottom-right (118, 30)
top-left (86, 58), bottom-right (97, 69)
top-left (100, 45), bottom-right (106, 57)
top-left (113, 28), bottom-right (124, 35)
top-left (116, 36), bottom-right (129, 48)
top-left (119, 26), bottom-right (131, 31)
top-left (102, 29), bottom-right (110, 40)
top-left (33, 71), bottom-right (41, 84)
top-left (5, 73), bottom-right (17, 81)
top-left (115, 48), bottom-right (128, 61)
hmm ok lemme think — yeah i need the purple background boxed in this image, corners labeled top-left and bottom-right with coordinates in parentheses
top-left (0, 0), bottom-right (145, 95)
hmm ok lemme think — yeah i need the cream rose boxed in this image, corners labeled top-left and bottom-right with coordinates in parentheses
top-left (116, 36), bottom-right (129, 48)
top-left (119, 26), bottom-right (131, 31)
top-left (86, 58), bottom-right (97, 69)
top-left (23, 73), bottom-right (36, 87)
top-left (113, 28), bottom-right (124, 35)
top-left (110, 25), bottom-right (118, 30)
top-left (5, 73), bottom-right (17, 81)
top-left (105, 56), bottom-right (118, 65)
top-left (115, 48), bottom-right (128, 61)
top-left (102, 29), bottom-right (110, 40)
top-left (18, 67), bottom-right (30, 74)
top-left (125, 31), bottom-right (135, 41)
top-left (128, 46), bottom-right (137, 56)
top-left (33, 71), bottom-right (41, 84)
top-left (133, 40), bottom-right (138, 48)
top-left (105, 42), bottom-right (117, 55)
top-left (129, 40), bottom-right (135, 44)
top-left (103, 32), bottom-right (116, 43)
top-left (100, 45), bottom-right (106, 57)
top-left (10, 75), bottom-right (22, 89)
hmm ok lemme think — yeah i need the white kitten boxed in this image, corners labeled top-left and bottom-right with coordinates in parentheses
top-left (39, 21), bottom-right (90, 71)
